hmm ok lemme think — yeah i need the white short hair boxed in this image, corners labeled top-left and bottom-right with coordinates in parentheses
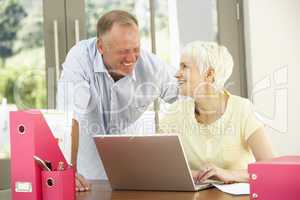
top-left (181, 41), bottom-right (233, 89)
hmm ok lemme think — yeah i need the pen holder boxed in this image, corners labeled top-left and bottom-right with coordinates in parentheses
top-left (41, 167), bottom-right (75, 200)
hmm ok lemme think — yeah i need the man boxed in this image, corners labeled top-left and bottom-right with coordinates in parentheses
top-left (57, 10), bottom-right (178, 192)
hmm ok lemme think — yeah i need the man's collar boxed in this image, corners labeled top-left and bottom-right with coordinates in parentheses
top-left (130, 66), bottom-right (137, 81)
top-left (93, 49), bottom-right (107, 73)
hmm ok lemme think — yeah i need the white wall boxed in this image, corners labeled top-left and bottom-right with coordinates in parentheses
top-left (244, 0), bottom-right (300, 155)
top-left (176, 0), bottom-right (217, 47)
top-left (166, 0), bottom-right (218, 77)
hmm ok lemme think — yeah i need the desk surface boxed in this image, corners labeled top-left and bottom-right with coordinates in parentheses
top-left (0, 181), bottom-right (249, 200)
top-left (77, 180), bottom-right (250, 200)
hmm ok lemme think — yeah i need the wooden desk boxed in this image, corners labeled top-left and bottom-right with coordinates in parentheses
top-left (77, 180), bottom-right (250, 200)
top-left (0, 181), bottom-right (249, 200)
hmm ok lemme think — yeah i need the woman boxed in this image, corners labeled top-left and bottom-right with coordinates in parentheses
top-left (159, 41), bottom-right (274, 184)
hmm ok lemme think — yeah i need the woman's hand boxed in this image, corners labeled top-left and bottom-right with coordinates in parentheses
top-left (192, 163), bottom-right (235, 184)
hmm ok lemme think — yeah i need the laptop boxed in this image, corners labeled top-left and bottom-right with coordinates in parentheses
top-left (93, 134), bottom-right (219, 191)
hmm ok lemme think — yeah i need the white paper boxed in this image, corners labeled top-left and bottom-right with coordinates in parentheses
top-left (212, 183), bottom-right (249, 195)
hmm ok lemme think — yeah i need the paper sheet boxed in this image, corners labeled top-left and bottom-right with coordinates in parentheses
top-left (212, 183), bottom-right (249, 195)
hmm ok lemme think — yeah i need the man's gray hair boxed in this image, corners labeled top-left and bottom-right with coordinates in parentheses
top-left (97, 10), bottom-right (138, 38)
top-left (181, 41), bottom-right (234, 90)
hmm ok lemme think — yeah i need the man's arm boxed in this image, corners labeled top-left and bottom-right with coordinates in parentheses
top-left (71, 119), bottom-right (79, 170)
top-left (158, 61), bottom-right (179, 103)
top-left (71, 119), bottom-right (91, 192)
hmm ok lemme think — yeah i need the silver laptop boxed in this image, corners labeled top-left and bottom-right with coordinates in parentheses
top-left (93, 134), bottom-right (217, 191)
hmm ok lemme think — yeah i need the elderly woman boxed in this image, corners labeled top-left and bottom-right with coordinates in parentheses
top-left (159, 41), bottom-right (274, 184)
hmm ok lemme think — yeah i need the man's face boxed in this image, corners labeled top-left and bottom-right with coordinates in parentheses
top-left (97, 23), bottom-right (140, 78)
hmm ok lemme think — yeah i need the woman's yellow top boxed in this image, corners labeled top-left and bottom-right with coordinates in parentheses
top-left (159, 92), bottom-right (263, 170)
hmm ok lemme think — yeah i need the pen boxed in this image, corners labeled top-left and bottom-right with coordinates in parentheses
top-left (33, 156), bottom-right (51, 171)
top-left (45, 160), bottom-right (52, 171)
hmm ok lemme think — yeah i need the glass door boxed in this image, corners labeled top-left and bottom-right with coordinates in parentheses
top-left (43, 0), bottom-right (68, 108)
top-left (0, 0), bottom-right (47, 110)
top-left (0, 0), bottom-right (47, 158)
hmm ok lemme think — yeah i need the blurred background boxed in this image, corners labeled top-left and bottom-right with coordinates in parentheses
top-left (0, 0), bottom-right (299, 191)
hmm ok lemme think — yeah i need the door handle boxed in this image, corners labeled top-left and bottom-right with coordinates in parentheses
top-left (53, 20), bottom-right (60, 83)
top-left (75, 19), bottom-right (80, 44)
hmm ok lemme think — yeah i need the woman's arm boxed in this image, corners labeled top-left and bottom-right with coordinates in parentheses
top-left (216, 127), bottom-right (274, 183)
top-left (194, 127), bottom-right (274, 184)
top-left (247, 127), bottom-right (274, 161)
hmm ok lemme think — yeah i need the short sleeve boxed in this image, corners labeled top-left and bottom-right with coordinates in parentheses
top-left (243, 100), bottom-right (264, 141)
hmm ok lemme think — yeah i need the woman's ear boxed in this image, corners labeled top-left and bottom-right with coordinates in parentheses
top-left (205, 67), bottom-right (215, 83)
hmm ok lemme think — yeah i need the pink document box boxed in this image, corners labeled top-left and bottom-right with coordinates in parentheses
top-left (10, 110), bottom-right (71, 200)
top-left (248, 156), bottom-right (300, 200)
top-left (42, 167), bottom-right (75, 200)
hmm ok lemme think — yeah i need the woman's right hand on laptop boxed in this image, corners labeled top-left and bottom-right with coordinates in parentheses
top-left (75, 173), bottom-right (91, 192)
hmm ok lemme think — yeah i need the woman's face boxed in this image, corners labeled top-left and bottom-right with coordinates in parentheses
top-left (176, 55), bottom-right (204, 97)
top-left (176, 55), bottom-right (215, 98)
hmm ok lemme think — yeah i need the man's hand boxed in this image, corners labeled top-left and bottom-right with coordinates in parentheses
top-left (75, 173), bottom-right (91, 192)
top-left (191, 163), bottom-right (235, 184)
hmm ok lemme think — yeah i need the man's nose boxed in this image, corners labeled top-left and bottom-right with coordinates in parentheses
top-left (175, 70), bottom-right (183, 79)
top-left (124, 52), bottom-right (137, 63)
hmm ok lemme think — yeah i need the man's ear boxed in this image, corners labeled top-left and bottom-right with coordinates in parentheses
top-left (205, 67), bottom-right (215, 83)
top-left (97, 38), bottom-right (105, 54)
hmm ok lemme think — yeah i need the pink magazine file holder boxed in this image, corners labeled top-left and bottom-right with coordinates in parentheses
top-left (10, 110), bottom-right (75, 200)
top-left (248, 156), bottom-right (300, 200)
top-left (41, 167), bottom-right (75, 200)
